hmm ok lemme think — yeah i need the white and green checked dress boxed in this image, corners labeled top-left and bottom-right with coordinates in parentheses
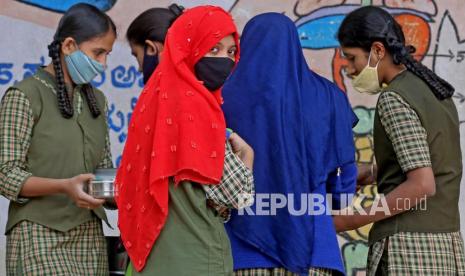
top-left (367, 91), bottom-right (465, 276)
top-left (234, 267), bottom-right (332, 276)
top-left (0, 75), bottom-right (112, 275)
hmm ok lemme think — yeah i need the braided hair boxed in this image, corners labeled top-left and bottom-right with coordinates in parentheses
top-left (48, 41), bottom-right (73, 118)
top-left (337, 6), bottom-right (454, 100)
top-left (49, 3), bottom-right (116, 118)
top-left (126, 3), bottom-right (184, 45)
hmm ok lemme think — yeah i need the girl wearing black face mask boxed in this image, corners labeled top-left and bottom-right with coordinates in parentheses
top-left (117, 6), bottom-right (255, 275)
top-left (126, 4), bottom-right (184, 84)
top-left (194, 40), bottom-right (236, 91)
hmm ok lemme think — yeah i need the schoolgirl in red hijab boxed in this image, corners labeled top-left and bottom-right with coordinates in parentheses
top-left (116, 5), bottom-right (242, 274)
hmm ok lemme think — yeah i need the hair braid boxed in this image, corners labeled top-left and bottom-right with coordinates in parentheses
top-left (48, 41), bottom-right (74, 118)
top-left (388, 39), bottom-right (455, 100)
top-left (81, 84), bottom-right (101, 118)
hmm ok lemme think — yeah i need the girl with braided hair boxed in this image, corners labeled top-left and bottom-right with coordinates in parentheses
top-left (334, 6), bottom-right (465, 275)
top-left (0, 3), bottom-right (116, 275)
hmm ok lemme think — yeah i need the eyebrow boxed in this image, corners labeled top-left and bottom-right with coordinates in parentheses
top-left (219, 43), bottom-right (237, 48)
top-left (211, 42), bottom-right (236, 49)
top-left (341, 52), bottom-right (351, 58)
top-left (95, 47), bottom-right (111, 54)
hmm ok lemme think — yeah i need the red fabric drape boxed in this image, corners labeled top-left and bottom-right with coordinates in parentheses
top-left (115, 6), bottom-right (239, 272)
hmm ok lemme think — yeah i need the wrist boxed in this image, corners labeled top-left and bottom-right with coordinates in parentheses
top-left (59, 178), bottom-right (71, 194)
top-left (354, 212), bottom-right (368, 228)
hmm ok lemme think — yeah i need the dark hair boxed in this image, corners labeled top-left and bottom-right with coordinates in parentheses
top-left (48, 3), bottom-right (117, 119)
top-left (126, 3), bottom-right (184, 45)
top-left (337, 6), bottom-right (454, 100)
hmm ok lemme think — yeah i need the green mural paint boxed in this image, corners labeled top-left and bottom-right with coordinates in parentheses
top-left (342, 241), bottom-right (369, 275)
top-left (361, 0), bottom-right (372, 6)
top-left (352, 107), bottom-right (375, 135)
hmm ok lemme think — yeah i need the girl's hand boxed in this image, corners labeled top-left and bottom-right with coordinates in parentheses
top-left (64, 174), bottom-right (105, 209)
top-left (356, 163), bottom-right (376, 191)
top-left (228, 132), bottom-right (254, 170)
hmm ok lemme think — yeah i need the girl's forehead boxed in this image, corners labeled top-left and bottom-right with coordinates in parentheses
top-left (217, 35), bottom-right (236, 46)
top-left (79, 31), bottom-right (115, 49)
top-left (341, 47), bottom-right (367, 56)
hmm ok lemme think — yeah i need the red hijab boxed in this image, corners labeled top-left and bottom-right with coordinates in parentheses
top-left (115, 6), bottom-right (239, 271)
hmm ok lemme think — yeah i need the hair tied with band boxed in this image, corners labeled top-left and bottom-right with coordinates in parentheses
top-left (338, 6), bottom-right (455, 100)
top-left (169, 3), bottom-right (185, 18)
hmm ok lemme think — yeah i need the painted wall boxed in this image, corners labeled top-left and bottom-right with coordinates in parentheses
top-left (0, 0), bottom-right (464, 275)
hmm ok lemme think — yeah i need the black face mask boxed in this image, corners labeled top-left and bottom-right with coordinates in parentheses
top-left (142, 45), bottom-right (159, 84)
top-left (194, 57), bottom-right (235, 91)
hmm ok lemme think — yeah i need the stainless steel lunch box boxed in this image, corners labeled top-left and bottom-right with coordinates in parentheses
top-left (86, 168), bottom-right (117, 199)
top-left (87, 180), bottom-right (116, 199)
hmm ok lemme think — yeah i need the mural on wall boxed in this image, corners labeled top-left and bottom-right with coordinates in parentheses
top-left (1, 0), bottom-right (464, 275)
top-left (294, 3), bottom-right (432, 91)
top-left (15, 0), bottom-right (117, 12)
top-left (433, 10), bottom-right (465, 125)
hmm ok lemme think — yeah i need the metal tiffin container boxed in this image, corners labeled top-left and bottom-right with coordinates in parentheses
top-left (86, 168), bottom-right (118, 199)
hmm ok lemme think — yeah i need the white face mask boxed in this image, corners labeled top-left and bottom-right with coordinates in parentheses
top-left (352, 49), bottom-right (382, 95)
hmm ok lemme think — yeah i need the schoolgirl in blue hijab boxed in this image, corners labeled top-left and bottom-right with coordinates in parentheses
top-left (222, 13), bottom-right (358, 275)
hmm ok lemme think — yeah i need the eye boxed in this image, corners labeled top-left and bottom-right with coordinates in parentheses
top-left (209, 46), bottom-right (220, 55)
top-left (228, 47), bottom-right (237, 57)
top-left (93, 49), bottom-right (106, 57)
top-left (344, 55), bottom-right (355, 62)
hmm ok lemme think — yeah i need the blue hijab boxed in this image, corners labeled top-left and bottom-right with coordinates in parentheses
top-left (222, 13), bottom-right (357, 274)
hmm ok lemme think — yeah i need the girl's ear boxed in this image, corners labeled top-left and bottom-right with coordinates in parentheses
top-left (61, 37), bottom-right (78, 55)
top-left (371, 41), bottom-right (386, 60)
top-left (144, 40), bottom-right (163, 56)
top-left (144, 40), bottom-right (156, 55)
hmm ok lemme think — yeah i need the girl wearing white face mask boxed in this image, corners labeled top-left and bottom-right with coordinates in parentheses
top-left (350, 48), bottom-right (384, 95)
top-left (334, 6), bottom-right (465, 276)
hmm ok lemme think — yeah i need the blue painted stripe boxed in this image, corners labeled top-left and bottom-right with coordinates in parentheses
top-left (17, 0), bottom-right (116, 13)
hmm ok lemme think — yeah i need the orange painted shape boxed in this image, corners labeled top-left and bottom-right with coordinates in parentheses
top-left (333, 48), bottom-right (349, 92)
top-left (394, 14), bottom-right (430, 61)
